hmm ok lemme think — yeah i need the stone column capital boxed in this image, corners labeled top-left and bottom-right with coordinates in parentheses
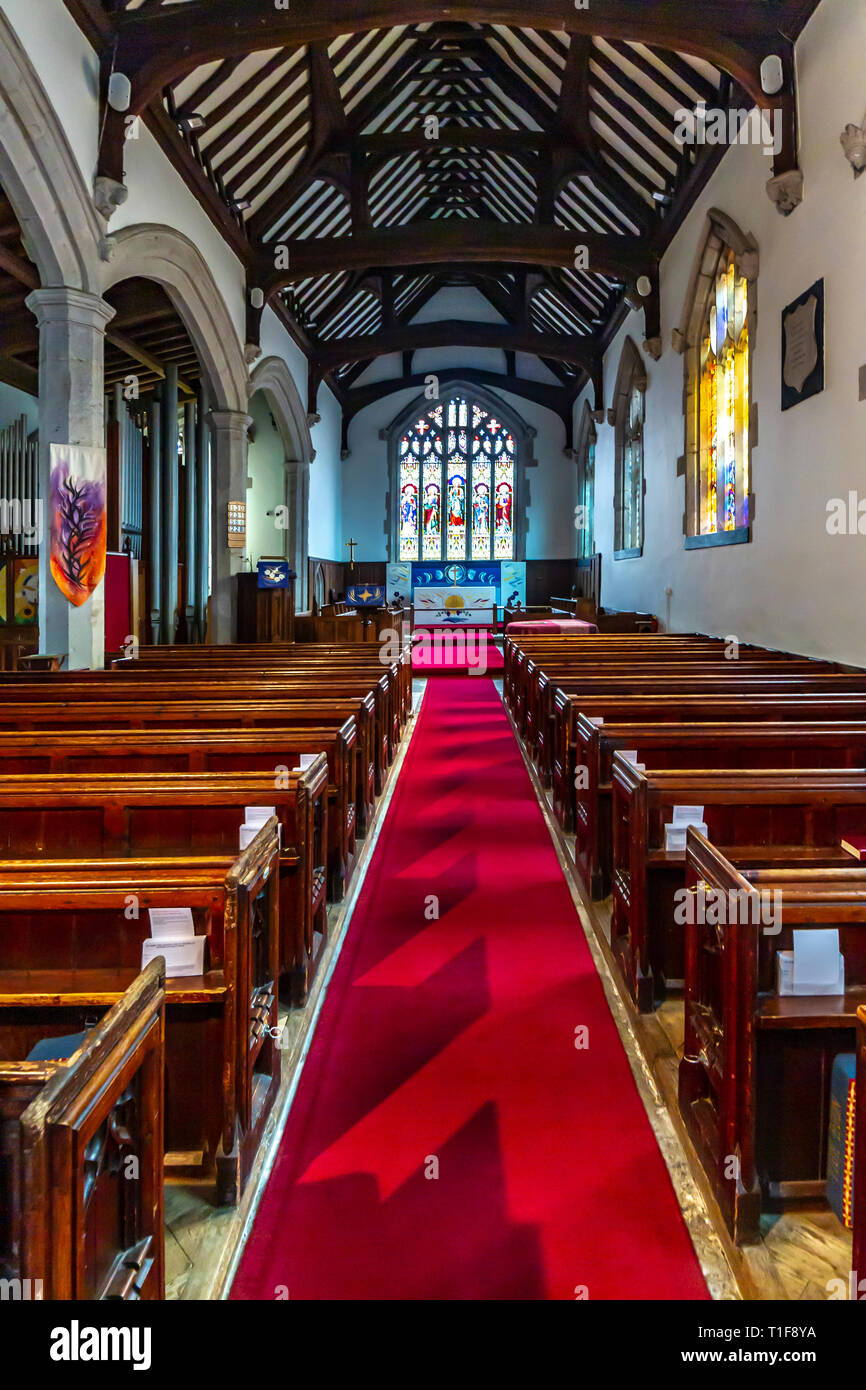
top-left (208, 410), bottom-right (253, 439)
top-left (25, 286), bottom-right (115, 333)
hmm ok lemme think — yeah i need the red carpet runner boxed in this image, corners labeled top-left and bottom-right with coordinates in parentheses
top-left (231, 679), bottom-right (709, 1301)
top-left (411, 629), bottom-right (504, 673)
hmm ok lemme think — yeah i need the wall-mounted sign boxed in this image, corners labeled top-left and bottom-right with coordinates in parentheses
top-left (782, 278), bottom-right (824, 411)
top-left (227, 501), bottom-right (246, 549)
top-left (49, 443), bottom-right (107, 606)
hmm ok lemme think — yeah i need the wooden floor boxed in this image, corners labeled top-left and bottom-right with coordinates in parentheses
top-left (503, 686), bottom-right (854, 1303)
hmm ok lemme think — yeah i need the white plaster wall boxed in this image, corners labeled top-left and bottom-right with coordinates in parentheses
top-left (0, 0), bottom-right (99, 194)
top-left (578, 0), bottom-right (866, 665)
top-left (258, 307), bottom-right (343, 560)
top-left (0, 381), bottom-right (37, 432)
top-left (246, 390), bottom-right (287, 565)
top-left (115, 128), bottom-right (248, 347)
top-left (344, 284), bottom-right (577, 560)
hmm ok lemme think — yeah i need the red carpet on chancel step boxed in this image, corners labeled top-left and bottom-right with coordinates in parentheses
top-left (230, 678), bottom-right (708, 1301)
top-left (411, 629), bottom-right (504, 673)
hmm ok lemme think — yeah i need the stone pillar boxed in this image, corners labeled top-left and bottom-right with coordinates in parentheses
top-left (285, 458), bottom-right (310, 611)
top-left (25, 287), bottom-right (115, 669)
top-left (147, 394), bottom-right (162, 646)
top-left (161, 365), bottom-right (179, 644)
top-left (195, 384), bottom-right (210, 641)
top-left (208, 409), bottom-right (251, 644)
top-left (183, 399), bottom-right (197, 637)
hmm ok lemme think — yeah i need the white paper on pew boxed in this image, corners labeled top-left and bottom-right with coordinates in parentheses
top-left (793, 928), bottom-right (840, 987)
top-left (664, 823), bottom-right (707, 855)
top-left (239, 824), bottom-right (259, 851)
top-left (141, 935), bottom-right (205, 978)
top-left (619, 750), bottom-right (640, 764)
top-left (148, 906), bottom-right (195, 942)
top-left (297, 754), bottom-right (321, 770)
top-left (778, 948), bottom-right (844, 996)
top-left (242, 807), bottom-right (281, 850)
top-left (672, 804), bottom-right (705, 826)
top-left (588, 716), bottom-right (604, 726)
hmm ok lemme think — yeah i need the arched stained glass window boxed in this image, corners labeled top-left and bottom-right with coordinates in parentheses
top-left (699, 250), bottom-right (750, 535)
top-left (612, 339), bottom-right (646, 559)
top-left (680, 211), bottom-right (756, 549)
top-left (398, 395), bottom-right (516, 562)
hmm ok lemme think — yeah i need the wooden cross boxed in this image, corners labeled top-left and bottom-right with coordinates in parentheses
top-left (345, 537), bottom-right (358, 570)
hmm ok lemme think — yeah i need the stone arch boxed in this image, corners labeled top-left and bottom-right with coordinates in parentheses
top-left (248, 356), bottom-right (314, 465)
top-left (248, 355), bottom-right (314, 608)
top-left (101, 224), bottom-right (248, 414)
top-left (0, 12), bottom-right (103, 292)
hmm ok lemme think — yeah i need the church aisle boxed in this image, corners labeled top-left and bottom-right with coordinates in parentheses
top-left (230, 677), bottom-right (709, 1301)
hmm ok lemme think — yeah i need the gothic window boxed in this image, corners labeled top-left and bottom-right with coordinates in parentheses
top-left (612, 339), bottom-right (646, 559)
top-left (397, 394), bottom-right (517, 563)
top-left (575, 404), bottom-right (596, 561)
top-left (679, 211), bottom-right (757, 549)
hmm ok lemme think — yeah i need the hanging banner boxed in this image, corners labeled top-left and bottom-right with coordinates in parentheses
top-left (49, 443), bottom-right (107, 607)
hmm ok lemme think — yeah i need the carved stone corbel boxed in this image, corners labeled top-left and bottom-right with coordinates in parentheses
top-left (671, 328), bottom-right (686, 355)
top-left (765, 169), bottom-right (804, 216)
top-left (643, 337), bottom-right (662, 362)
top-left (93, 175), bottom-right (128, 221)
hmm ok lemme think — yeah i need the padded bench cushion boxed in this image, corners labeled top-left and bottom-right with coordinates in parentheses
top-left (505, 619), bottom-right (599, 635)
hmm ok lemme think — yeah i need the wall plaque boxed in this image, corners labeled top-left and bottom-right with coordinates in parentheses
top-left (782, 278), bottom-right (824, 411)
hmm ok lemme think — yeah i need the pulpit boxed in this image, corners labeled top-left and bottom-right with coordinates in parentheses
top-left (236, 569), bottom-right (295, 643)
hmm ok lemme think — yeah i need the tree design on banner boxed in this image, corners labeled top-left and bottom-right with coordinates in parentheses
top-left (49, 443), bottom-right (108, 606)
top-left (399, 397), bottom-right (515, 563)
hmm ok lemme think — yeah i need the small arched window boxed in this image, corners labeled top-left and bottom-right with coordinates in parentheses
top-left (575, 403), bottom-right (597, 561)
top-left (611, 339), bottom-right (646, 559)
top-left (677, 210), bottom-right (757, 548)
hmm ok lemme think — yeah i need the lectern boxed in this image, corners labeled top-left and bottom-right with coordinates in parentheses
top-left (236, 568), bottom-right (295, 643)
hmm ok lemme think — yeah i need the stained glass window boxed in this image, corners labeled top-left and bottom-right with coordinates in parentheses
top-left (576, 408), bottom-right (596, 562)
top-left (613, 342), bottom-right (645, 557)
top-left (397, 395), bottom-right (516, 562)
top-left (695, 248), bottom-right (750, 536)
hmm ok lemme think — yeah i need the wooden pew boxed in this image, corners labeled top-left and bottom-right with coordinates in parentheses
top-left (0, 764), bottom-right (327, 1007)
top-left (552, 692), bottom-right (866, 834)
top-left (575, 717), bottom-right (866, 899)
top-left (679, 830), bottom-right (866, 1243)
top-left (502, 632), bottom-right (787, 711)
top-left (610, 764), bottom-right (866, 1011)
top-left (0, 723), bottom-right (357, 903)
top-left (0, 824), bottom-right (281, 1204)
top-left (0, 696), bottom-right (379, 815)
top-left (115, 642), bottom-right (413, 725)
top-left (0, 958), bottom-right (165, 1299)
top-left (528, 667), bottom-right (863, 768)
top-left (0, 674), bottom-right (398, 785)
top-left (523, 651), bottom-right (841, 760)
